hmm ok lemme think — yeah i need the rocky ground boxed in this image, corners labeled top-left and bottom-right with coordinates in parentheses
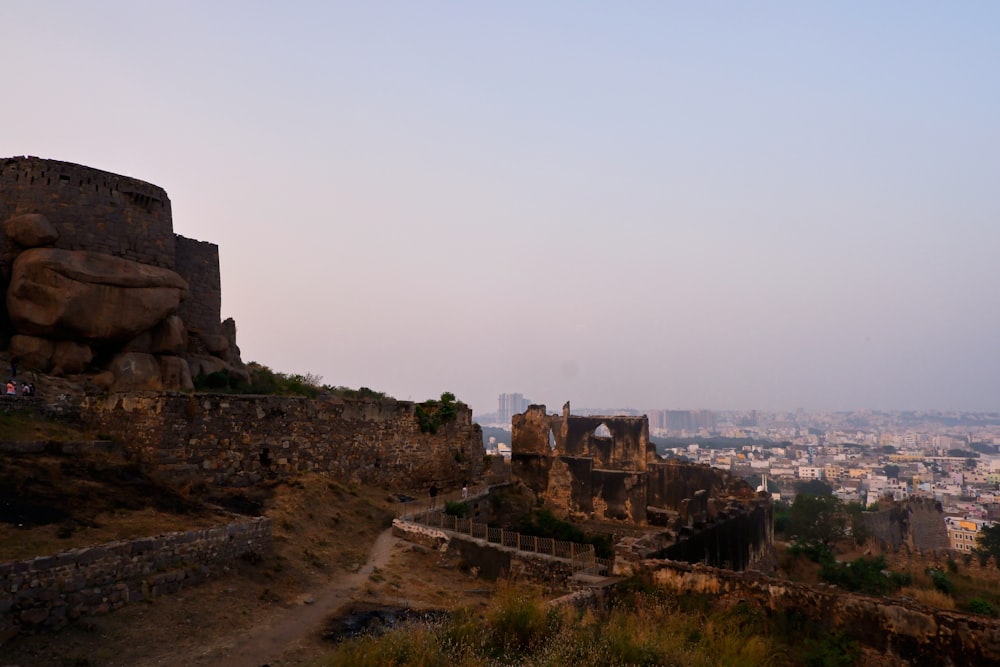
top-left (0, 449), bottom-right (499, 667)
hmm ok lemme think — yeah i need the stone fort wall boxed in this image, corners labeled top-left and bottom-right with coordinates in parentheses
top-left (0, 517), bottom-right (271, 642)
top-left (174, 235), bottom-right (222, 335)
top-left (0, 156), bottom-right (175, 270)
top-left (77, 393), bottom-right (484, 490)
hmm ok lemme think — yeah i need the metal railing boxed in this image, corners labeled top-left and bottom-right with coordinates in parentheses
top-left (399, 502), bottom-right (607, 573)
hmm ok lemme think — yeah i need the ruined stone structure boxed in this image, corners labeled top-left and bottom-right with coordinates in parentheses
top-left (860, 496), bottom-right (951, 552)
top-left (0, 156), bottom-right (243, 392)
top-left (511, 403), bottom-right (772, 570)
top-left (77, 392), bottom-right (483, 489)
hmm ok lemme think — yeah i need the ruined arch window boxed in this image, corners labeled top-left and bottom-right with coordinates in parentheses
top-left (548, 429), bottom-right (557, 451)
top-left (594, 423), bottom-right (611, 438)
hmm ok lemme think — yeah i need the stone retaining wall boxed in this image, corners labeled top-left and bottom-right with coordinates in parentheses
top-left (644, 558), bottom-right (1000, 666)
top-left (0, 517), bottom-right (271, 644)
top-left (392, 518), bottom-right (576, 587)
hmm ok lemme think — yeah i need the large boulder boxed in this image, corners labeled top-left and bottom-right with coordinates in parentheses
top-left (108, 352), bottom-right (162, 392)
top-left (9, 334), bottom-right (54, 372)
top-left (3, 214), bottom-right (58, 248)
top-left (52, 341), bottom-right (93, 375)
top-left (159, 355), bottom-right (194, 391)
top-left (6, 248), bottom-right (188, 341)
top-left (151, 315), bottom-right (188, 355)
top-left (188, 354), bottom-right (228, 379)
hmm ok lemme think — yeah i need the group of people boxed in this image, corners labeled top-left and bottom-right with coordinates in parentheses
top-left (427, 480), bottom-right (469, 508)
top-left (5, 379), bottom-right (34, 397)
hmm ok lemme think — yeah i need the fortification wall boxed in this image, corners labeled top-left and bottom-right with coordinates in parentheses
top-left (862, 497), bottom-right (951, 551)
top-left (0, 517), bottom-right (271, 643)
top-left (0, 157), bottom-right (175, 269)
top-left (173, 235), bottom-right (222, 335)
top-left (878, 544), bottom-right (1000, 584)
top-left (77, 393), bottom-right (483, 489)
top-left (645, 558), bottom-right (1000, 666)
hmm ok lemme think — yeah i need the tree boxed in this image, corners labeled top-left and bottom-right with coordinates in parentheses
top-left (844, 501), bottom-right (871, 545)
top-left (974, 524), bottom-right (1000, 566)
top-left (795, 479), bottom-right (833, 496)
top-left (883, 464), bottom-right (900, 479)
top-left (787, 493), bottom-right (847, 547)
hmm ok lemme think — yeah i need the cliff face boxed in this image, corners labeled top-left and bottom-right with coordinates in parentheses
top-left (1, 157), bottom-right (242, 392)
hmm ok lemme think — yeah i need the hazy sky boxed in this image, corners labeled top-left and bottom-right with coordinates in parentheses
top-left (5, 2), bottom-right (1000, 415)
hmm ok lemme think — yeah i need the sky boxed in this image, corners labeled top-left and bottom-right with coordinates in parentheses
top-left (4, 2), bottom-right (1000, 415)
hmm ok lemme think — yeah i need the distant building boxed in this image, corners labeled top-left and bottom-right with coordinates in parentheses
top-left (498, 393), bottom-right (530, 425)
top-left (946, 516), bottom-right (993, 554)
top-left (648, 409), bottom-right (717, 434)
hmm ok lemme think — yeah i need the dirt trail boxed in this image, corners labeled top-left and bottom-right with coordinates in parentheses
top-left (149, 527), bottom-right (399, 667)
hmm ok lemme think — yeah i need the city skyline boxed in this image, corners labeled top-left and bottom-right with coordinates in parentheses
top-left (5, 3), bottom-right (1000, 416)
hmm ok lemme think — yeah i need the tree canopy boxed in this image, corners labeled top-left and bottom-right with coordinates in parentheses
top-left (795, 479), bottom-right (833, 496)
top-left (974, 524), bottom-right (1000, 566)
top-left (787, 493), bottom-right (847, 546)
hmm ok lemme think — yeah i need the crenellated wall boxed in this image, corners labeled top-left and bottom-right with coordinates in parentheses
top-left (0, 517), bottom-right (271, 643)
top-left (77, 392), bottom-right (483, 489)
top-left (0, 157), bottom-right (175, 270)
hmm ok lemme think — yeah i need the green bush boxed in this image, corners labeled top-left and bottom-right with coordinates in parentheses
top-left (967, 598), bottom-right (998, 617)
top-left (444, 501), bottom-right (469, 518)
top-left (518, 509), bottom-right (614, 559)
top-left (820, 556), bottom-right (910, 595)
top-left (927, 568), bottom-right (955, 595)
top-left (415, 392), bottom-right (462, 434)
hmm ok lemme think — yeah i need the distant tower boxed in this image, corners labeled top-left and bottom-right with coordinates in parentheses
top-left (498, 392), bottom-right (530, 424)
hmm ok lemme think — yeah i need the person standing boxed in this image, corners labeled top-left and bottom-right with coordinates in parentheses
top-left (461, 481), bottom-right (468, 500)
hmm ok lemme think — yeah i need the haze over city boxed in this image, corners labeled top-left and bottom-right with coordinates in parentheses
top-left (4, 2), bottom-right (999, 415)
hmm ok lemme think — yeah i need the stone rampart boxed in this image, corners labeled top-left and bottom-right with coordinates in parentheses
top-left (878, 543), bottom-right (1000, 584)
top-left (77, 393), bottom-right (483, 489)
top-left (0, 157), bottom-right (175, 269)
top-left (0, 517), bottom-right (271, 643)
top-left (644, 559), bottom-right (1000, 666)
top-left (173, 235), bottom-right (222, 335)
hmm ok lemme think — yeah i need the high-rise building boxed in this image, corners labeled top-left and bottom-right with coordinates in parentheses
top-left (498, 393), bottom-right (531, 425)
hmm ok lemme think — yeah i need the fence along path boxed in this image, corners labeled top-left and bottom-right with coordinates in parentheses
top-left (396, 484), bottom-right (611, 575)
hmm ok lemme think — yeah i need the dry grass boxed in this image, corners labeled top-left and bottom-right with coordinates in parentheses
top-left (0, 408), bottom-right (100, 441)
top-left (0, 456), bottom-right (496, 667)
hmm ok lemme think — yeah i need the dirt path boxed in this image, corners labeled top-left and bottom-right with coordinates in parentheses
top-left (152, 527), bottom-right (400, 667)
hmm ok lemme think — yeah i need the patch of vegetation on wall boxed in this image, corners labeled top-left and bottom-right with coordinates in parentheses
top-left (415, 392), bottom-right (460, 434)
top-left (192, 362), bottom-right (392, 400)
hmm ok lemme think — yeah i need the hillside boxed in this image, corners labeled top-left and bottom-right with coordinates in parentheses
top-left (0, 422), bottom-right (499, 666)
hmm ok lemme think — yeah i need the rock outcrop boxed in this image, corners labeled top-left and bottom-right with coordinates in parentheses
top-left (7, 248), bottom-right (188, 340)
top-left (0, 156), bottom-right (244, 392)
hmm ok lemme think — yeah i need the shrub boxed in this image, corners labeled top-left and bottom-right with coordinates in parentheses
top-left (518, 509), bottom-right (614, 558)
top-left (820, 556), bottom-right (910, 595)
top-left (444, 501), bottom-right (469, 518)
top-left (415, 392), bottom-right (462, 434)
top-left (967, 598), bottom-right (998, 617)
top-left (927, 568), bottom-right (955, 595)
